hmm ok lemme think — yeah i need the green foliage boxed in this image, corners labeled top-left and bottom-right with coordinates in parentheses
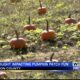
top-left (24, 29), bottom-right (42, 39)
top-left (60, 24), bottom-right (76, 32)
top-left (0, 0), bottom-right (80, 79)
top-left (76, 41), bottom-right (80, 47)
top-left (55, 2), bottom-right (65, 9)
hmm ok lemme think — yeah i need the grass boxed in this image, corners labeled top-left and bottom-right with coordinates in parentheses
top-left (0, 0), bottom-right (80, 79)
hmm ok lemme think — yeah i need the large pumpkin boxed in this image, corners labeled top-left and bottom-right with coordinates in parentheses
top-left (64, 14), bottom-right (76, 24)
top-left (76, 22), bottom-right (80, 30)
top-left (41, 20), bottom-right (56, 41)
top-left (41, 30), bottom-right (56, 41)
top-left (38, 0), bottom-right (47, 15)
top-left (23, 16), bottom-right (36, 31)
top-left (9, 38), bottom-right (26, 49)
top-left (9, 29), bottom-right (26, 49)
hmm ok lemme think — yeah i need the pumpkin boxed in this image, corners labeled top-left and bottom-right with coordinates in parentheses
top-left (23, 16), bottom-right (36, 30)
top-left (41, 20), bottom-right (56, 41)
top-left (76, 22), bottom-right (80, 30)
top-left (38, 0), bottom-right (47, 15)
top-left (0, 71), bottom-right (8, 79)
top-left (24, 24), bottom-right (36, 30)
top-left (10, 0), bottom-right (21, 3)
top-left (9, 29), bottom-right (26, 49)
top-left (64, 14), bottom-right (76, 24)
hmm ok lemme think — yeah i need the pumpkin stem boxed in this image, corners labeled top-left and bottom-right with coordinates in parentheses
top-left (39, 0), bottom-right (42, 8)
top-left (46, 20), bottom-right (49, 31)
top-left (28, 15), bottom-right (31, 24)
top-left (14, 29), bottom-right (19, 39)
top-left (68, 13), bottom-right (71, 18)
top-left (50, 53), bottom-right (54, 62)
top-left (11, 24), bottom-right (19, 39)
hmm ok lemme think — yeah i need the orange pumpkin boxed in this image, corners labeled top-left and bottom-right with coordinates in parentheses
top-left (38, 7), bottom-right (47, 15)
top-left (9, 38), bottom-right (26, 49)
top-left (0, 71), bottom-right (8, 79)
top-left (41, 20), bottom-right (56, 41)
top-left (38, 0), bottom-right (47, 15)
top-left (41, 30), bottom-right (56, 41)
top-left (76, 22), bottom-right (80, 30)
top-left (64, 14), bottom-right (76, 24)
top-left (9, 29), bottom-right (26, 49)
top-left (24, 24), bottom-right (36, 30)
top-left (23, 16), bottom-right (36, 31)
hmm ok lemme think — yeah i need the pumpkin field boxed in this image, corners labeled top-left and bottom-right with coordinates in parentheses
top-left (0, 0), bottom-right (80, 79)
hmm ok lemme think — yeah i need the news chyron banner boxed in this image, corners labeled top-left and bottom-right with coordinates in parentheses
top-left (0, 62), bottom-right (79, 70)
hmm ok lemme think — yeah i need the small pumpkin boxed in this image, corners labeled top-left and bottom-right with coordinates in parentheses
top-left (41, 20), bottom-right (56, 41)
top-left (38, 0), bottom-right (47, 15)
top-left (10, 0), bottom-right (21, 3)
top-left (64, 14), bottom-right (76, 24)
top-left (0, 71), bottom-right (8, 79)
top-left (76, 22), bottom-right (80, 30)
top-left (9, 29), bottom-right (26, 49)
top-left (23, 16), bottom-right (36, 31)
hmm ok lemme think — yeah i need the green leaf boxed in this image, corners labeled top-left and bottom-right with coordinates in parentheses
top-left (62, 45), bottom-right (68, 50)
top-left (76, 41), bottom-right (80, 47)
top-left (55, 2), bottom-right (65, 9)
